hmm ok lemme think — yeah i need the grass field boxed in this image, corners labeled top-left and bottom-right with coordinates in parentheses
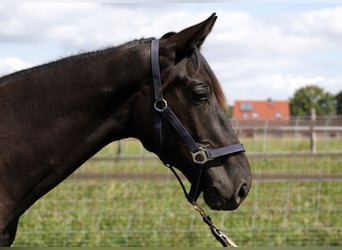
top-left (12, 137), bottom-right (342, 247)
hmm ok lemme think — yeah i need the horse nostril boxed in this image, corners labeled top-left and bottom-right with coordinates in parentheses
top-left (235, 183), bottom-right (248, 205)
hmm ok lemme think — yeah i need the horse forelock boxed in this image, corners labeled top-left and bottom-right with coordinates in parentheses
top-left (191, 50), bottom-right (228, 111)
top-left (213, 80), bottom-right (229, 112)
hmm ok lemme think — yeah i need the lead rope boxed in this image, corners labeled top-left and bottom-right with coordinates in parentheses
top-left (167, 164), bottom-right (238, 247)
top-left (192, 202), bottom-right (238, 247)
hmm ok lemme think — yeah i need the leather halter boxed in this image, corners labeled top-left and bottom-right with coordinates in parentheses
top-left (151, 39), bottom-right (245, 203)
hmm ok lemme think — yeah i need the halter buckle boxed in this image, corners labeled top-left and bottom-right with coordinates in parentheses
top-left (192, 147), bottom-right (209, 165)
top-left (154, 98), bottom-right (168, 112)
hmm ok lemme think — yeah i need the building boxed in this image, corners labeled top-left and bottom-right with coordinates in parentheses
top-left (233, 99), bottom-right (290, 120)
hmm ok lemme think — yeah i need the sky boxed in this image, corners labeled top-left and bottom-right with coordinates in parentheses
top-left (0, 2), bottom-right (341, 105)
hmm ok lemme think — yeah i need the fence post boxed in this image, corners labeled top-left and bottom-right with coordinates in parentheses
top-left (117, 140), bottom-right (123, 158)
top-left (263, 119), bottom-right (269, 153)
top-left (310, 108), bottom-right (316, 153)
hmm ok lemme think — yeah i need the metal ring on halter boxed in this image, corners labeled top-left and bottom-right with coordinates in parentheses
top-left (154, 98), bottom-right (168, 112)
top-left (191, 147), bottom-right (209, 165)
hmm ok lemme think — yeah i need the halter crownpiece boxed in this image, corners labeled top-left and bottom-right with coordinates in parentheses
top-left (150, 39), bottom-right (243, 247)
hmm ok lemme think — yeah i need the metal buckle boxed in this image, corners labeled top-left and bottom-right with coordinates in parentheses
top-left (154, 98), bottom-right (168, 112)
top-left (192, 147), bottom-right (209, 165)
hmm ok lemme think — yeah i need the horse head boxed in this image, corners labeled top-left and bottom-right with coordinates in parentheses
top-left (134, 14), bottom-right (251, 211)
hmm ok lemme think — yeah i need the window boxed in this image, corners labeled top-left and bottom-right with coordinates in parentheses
top-left (275, 112), bottom-right (282, 119)
top-left (252, 112), bottom-right (259, 119)
top-left (240, 102), bottom-right (253, 111)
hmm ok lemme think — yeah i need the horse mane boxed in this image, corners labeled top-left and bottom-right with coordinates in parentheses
top-left (0, 38), bottom-right (154, 84)
top-left (1, 37), bottom-right (228, 112)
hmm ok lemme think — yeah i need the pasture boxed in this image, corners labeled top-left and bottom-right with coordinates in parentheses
top-left (13, 136), bottom-right (342, 247)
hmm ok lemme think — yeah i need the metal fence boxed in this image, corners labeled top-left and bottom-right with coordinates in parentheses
top-left (13, 117), bottom-right (342, 247)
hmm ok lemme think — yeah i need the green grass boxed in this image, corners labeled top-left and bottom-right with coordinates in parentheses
top-left (238, 137), bottom-right (342, 153)
top-left (13, 175), bottom-right (342, 247)
top-left (12, 138), bottom-right (342, 247)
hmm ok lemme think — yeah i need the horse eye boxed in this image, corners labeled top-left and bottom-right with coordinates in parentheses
top-left (191, 84), bottom-right (210, 104)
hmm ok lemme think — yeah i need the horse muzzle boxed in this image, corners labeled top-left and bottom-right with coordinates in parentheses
top-left (202, 161), bottom-right (252, 211)
top-left (203, 180), bottom-right (250, 210)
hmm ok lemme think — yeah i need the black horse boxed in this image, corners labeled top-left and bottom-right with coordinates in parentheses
top-left (0, 14), bottom-right (251, 246)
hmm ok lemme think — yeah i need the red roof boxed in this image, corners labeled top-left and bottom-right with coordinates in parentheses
top-left (233, 99), bottom-right (290, 120)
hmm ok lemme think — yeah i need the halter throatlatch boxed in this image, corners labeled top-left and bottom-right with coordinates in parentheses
top-left (151, 39), bottom-right (244, 247)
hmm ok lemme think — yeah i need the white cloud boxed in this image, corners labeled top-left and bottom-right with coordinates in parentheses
top-left (0, 3), bottom-right (202, 51)
top-left (280, 6), bottom-right (342, 45)
top-left (0, 57), bottom-right (31, 75)
top-left (221, 72), bottom-right (341, 104)
top-left (204, 6), bottom-right (342, 103)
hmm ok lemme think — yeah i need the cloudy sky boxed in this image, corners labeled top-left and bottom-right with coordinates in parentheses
top-left (0, 2), bottom-right (341, 105)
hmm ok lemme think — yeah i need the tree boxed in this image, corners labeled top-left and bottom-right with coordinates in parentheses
top-left (290, 85), bottom-right (336, 116)
top-left (335, 91), bottom-right (342, 115)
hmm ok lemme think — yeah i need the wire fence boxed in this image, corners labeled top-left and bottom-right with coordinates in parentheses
top-left (13, 116), bottom-right (342, 247)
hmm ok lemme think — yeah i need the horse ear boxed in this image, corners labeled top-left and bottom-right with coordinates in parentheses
top-left (161, 13), bottom-right (217, 62)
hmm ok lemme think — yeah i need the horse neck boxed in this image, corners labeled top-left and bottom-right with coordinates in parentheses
top-left (1, 44), bottom-right (152, 173)
top-left (59, 45), bottom-right (152, 144)
top-left (0, 44), bottom-right (155, 225)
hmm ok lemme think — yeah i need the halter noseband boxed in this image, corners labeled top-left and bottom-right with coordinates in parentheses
top-left (151, 39), bottom-right (245, 204)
